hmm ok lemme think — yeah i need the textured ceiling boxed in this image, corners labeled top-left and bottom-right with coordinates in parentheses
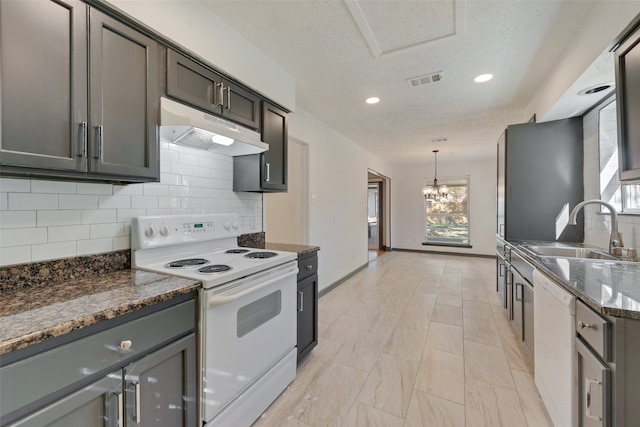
top-left (202, 0), bottom-right (613, 164)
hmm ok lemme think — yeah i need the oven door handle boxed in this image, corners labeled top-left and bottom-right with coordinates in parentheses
top-left (206, 269), bottom-right (298, 307)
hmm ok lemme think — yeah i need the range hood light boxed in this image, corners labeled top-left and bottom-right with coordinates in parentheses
top-left (211, 134), bottom-right (234, 146)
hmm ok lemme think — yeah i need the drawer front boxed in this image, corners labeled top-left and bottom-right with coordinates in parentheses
top-left (0, 300), bottom-right (195, 420)
top-left (576, 299), bottom-right (611, 362)
top-left (297, 254), bottom-right (318, 281)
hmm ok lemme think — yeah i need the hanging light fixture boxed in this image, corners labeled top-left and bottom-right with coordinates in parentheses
top-left (422, 150), bottom-right (449, 201)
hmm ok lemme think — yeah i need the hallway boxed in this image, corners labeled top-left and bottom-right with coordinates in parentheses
top-left (253, 251), bottom-right (552, 426)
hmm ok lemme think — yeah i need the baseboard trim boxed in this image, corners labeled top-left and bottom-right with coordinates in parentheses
top-left (318, 263), bottom-right (368, 298)
top-left (391, 247), bottom-right (496, 259)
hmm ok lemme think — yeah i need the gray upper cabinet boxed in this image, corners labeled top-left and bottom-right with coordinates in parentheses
top-left (233, 101), bottom-right (288, 192)
top-left (614, 18), bottom-right (640, 182)
top-left (0, 0), bottom-right (159, 183)
top-left (0, 0), bottom-right (87, 172)
top-left (166, 49), bottom-right (260, 130)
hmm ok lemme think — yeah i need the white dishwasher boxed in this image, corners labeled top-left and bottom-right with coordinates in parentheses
top-left (533, 269), bottom-right (576, 427)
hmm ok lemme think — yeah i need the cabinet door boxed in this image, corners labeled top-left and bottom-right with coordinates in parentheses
top-left (261, 101), bottom-right (288, 191)
top-left (0, 0), bottom-right (87, 172)
top-left (9, 373), bottom-right (122, 427)
top-left (297, 274), bottom-right (318, 363)
top-left (220, 79), bottom-right (261, 130)
top-left (523, 282), bottom-right (534, 357)
top-left (123, 334), bottom-right (197, 427)
top-left (496, 131), bottom-right (506, 237)
top-left (166, 49), bottom-right (220, 114)
top-left (576, 338), bottom-right (610, 427)
top-left (89, 9), bottom-right (159, 181)
top-left (511, 269), bottom-right (524, 337)
top-left (615, 24), bottom-right (640, 181)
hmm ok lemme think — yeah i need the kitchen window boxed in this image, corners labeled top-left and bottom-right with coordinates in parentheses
top-left (599, 98), bottom-right (640, 214)
top-left (423, 176), bottom-right (471, 246)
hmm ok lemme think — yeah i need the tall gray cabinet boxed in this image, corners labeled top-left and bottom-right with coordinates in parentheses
top-left (0, 0), bottom-right (159, 182)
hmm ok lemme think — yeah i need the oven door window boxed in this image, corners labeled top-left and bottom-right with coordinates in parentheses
top-left (237, 290), bottom-right (282, 337)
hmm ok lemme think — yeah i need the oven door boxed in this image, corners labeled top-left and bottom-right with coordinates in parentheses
top-left (201, 260), bottom-right (297, 422)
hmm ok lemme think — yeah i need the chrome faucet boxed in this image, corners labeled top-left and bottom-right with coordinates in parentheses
top-left (568, 199), bottom-right (623, 255)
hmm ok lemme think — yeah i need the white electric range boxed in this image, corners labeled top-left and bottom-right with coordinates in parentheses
top-left (131, 213), bottom-right (298, 427)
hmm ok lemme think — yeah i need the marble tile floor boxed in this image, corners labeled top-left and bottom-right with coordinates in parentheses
top-left (252, 251), bottom-right (554, 427)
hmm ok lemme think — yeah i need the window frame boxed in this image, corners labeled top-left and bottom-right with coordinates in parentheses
top-left (422, 175), bottom-right (471, 247)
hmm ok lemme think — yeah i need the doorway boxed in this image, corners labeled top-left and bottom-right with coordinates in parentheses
top-left (368, 170), bottom-right (390, 261)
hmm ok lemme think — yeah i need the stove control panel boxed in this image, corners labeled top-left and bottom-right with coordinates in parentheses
top-left (131, 213), bottom-right (242, 249)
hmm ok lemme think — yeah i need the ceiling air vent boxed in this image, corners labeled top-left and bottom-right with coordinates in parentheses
top-left (407, 72), bottom-right (443, 88)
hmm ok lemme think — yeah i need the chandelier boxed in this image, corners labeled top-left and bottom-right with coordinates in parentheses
top-left (422, 150), bottom-right (449, 201)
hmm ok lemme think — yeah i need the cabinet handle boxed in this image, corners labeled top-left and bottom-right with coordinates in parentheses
top-left (120, 340), bottom-right (132, 351)
top-left (265, 162), bottom-right (271, 182)
top-left (225, 86), bottom-right (231, 110)
top-left (306, 265), bottom-right (313, 271)
top-left (298, 290), bottom-right (304, 312)
top-left (585, 377), bottom-right (602, 421)
top-left (515, 283), bottom-right (523, 302)
top-left (578, 320), bottom-right (593, 330)
top-left (499, 223), bottom-right (505, 237)
top-left (499, 263), bottom-right (505, 277)
top-left (133, 381), bottom-right (141, 423)
top-left (216, 83), bottom-right (224, 107)
top-left (79, 122), bottom-right (87, 158)
top-left (115, 390), bottom-right (124, 427)
top-left (96, 125), bottom-right (104, 160)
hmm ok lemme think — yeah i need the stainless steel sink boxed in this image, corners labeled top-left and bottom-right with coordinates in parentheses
top-left (522, 244), bottom-right (618, 260)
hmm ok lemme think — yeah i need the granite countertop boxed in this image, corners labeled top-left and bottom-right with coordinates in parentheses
top-left (0, 269), bottom-right (200, 355)
top-left (509, 240), bottom-right (640, 320)
top-left (264, 242), bottom-right (320, 256)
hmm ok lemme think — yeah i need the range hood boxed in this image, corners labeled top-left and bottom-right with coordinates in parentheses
top-left (160, 97), bottom-right (267, 156)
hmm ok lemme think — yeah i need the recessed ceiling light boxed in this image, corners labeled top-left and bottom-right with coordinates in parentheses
top-left (474, 74), bottom-right (494, 83)
top-left (366, 97), bottom-right (380, 104)
top-left (578, 82), bottom-right (614, 96)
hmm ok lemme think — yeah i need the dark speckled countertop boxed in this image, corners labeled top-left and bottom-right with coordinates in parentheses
top-left (1, 263), bottom-right (200, 355)
top-left (264, 242), bottom-right (320, 257)
top-left (509, 240), bottom-right (640, 320)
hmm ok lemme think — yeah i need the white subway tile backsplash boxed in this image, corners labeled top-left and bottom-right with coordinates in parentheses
top-left (31, 180), bottom-right (76, 194)
top-left (9, 193), bottom-right (58, 210)
top-left (0, 228), bottom-right (47, 247)
top-left (58, 194), bottom-right (98, 210)
top-left (37, 210), bottom-right (82, 227)
top-left (77, 238), bottom-right (113, 256)
top-left (0, 211), bottom-right (37, 229)
top-left (0, 178), bottom-right (30, 192)
top-left (32, 242), bottom-right (76, 262)
top-left (77, 182), bottom-right (113, 195)
top-left (143, 184), bottom-right (169, 196)
top-left (113, 236), bottom-right (130, 250)
top-left (98, 195), bottom-right (131, 209)
top-left (0, 245), bottom-right (31, 266)
top-left (90, 223), bottom-right (125, 239)
top-left (113, 184), bottom-right (144, 196)
top-left (0, 141), bottom-right (263, 264)
top-left (82, 209), bottom-right (117, 224)
top-left (131, 196), bottom-right (158, 209)
top-left (48, 225), bottom-right (90, 243)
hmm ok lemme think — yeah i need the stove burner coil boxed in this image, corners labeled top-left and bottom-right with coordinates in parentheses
top-left (197, 265), bottom-right (232, 274)
top-left (164, 258), bottom-right (210, 268)
top-left (225, 249), bottom-right (250, 254)
top-left (245, 251), bottom-right (278, 259)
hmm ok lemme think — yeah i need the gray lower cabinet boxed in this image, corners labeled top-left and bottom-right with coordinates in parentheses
top-left (296, 251), bottom-right (318, 363)
top-left (576, 338), bottom-right (610, 427)
top-left (0, 0), bottom-right (159, 182)
top-left (1, 298), bottom-right (196, 426)
top-left (166, 49), bottom-right (260, 130)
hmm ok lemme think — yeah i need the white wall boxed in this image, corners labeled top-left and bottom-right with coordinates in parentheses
top-left (526, 1), bottom-right (640, 121)
top-left (288, 108), bottom-right (392, 292)
top-left (582, 105), bottom-right (640, 250)
top-left (0, 141), bottom-right (262, 266)
top-left (108, 0), bottom-right (295, 111)
top-left (391, 157), bottom-right (496, 256)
